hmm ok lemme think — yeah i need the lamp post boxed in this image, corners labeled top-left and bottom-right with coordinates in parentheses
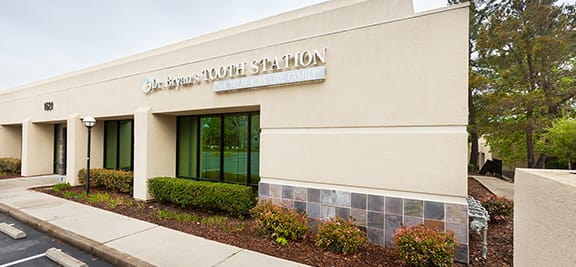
top-left (82, 116), bottom-right (96, 194)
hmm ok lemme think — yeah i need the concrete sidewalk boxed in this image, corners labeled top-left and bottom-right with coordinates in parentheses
top-left (0, 175), bottom-right (308, 267)
top-left (470, 175), bottom-right (514, 200)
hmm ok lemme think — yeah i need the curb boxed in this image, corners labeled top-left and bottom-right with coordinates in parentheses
top-left (0, 202), bottom-right (155, 267)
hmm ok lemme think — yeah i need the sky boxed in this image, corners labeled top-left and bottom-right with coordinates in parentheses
top-left (0, 0), bottom-right (466, 90)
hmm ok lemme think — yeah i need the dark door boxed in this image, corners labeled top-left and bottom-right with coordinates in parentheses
top-left (53, 124), bottom-right (67, 175)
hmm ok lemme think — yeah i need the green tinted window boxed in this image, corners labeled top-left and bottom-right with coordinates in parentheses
top-left (200, 116), bottom-right (221, 181)
top-left (177, 116), bottom-right (198, 178)
top-left (250, 114), bottom-right (260, 184)
top-left (104, 120), bottom-right (133, 171)
top-left (223, 114), bottom-right (248, 184)
top-left (176, 112), bottom-right (259, 185)
top-left (118, 120), bottom-right (133, 171)
top-left (104, 121), bottom-right (118, 169)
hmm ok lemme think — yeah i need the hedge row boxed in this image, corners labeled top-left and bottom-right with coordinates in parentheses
top-left (0, 158), bottom-right (21, 174)
top-left (78, 168), bottom-right (133, 193)
top-left (148, 177), bottom-right (256, 216)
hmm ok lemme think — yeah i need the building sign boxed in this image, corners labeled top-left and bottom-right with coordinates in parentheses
top-left (214, 66), bottom-right (325, 92)
top-left (43, 101), bottom-right (54, 111)
top-left (142, 48), bottom-right (326, 94)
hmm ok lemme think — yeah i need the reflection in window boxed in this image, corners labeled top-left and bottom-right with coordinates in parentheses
top-left (250, 114), bottom-right (260, 182)
top-left (177, 112), bottom-right (260, 185)
top-left (223, 114), bottom-right (248, 184)
top-left (200, 116), bottom-right (221, 181)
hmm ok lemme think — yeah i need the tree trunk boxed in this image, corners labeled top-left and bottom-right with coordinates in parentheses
top-left (526, 108), bottom-right (536, 168)
top-left (469, 131), bottom-right (479, 172)
top-left (534, 153), bottom-right (547, 169)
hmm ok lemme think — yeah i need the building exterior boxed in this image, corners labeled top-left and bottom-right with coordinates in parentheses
top-left (0, 0), bottom-right (470, 262)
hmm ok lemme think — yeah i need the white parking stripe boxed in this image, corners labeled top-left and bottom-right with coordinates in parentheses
top-left (0, 253), bottom-right (46, 267)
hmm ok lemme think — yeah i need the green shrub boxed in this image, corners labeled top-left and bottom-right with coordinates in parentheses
top-left (0, 158), bottom-right (21, 174)
top-left (250, 200), bottom-right (309, 245)
top-left (481, 195), bottom-right (513, 223)
top-left (62, 191), bottom-right (88, 200)
top-left (393, 224), bottom-right (456, 267)
top-left (52, 183), bottom-right (71, 193)
top-left (315, 217), bottom-right (367, 254)
top-left (157, 208), bottom-right (199, 223)
top-left (148, 177), bottom-right (256, 216)
top-left (78, 168), bottom-right (133, 193)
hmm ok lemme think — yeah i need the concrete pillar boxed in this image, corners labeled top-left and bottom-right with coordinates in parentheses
top-left (133, 107), bottom-right (176, 201)
top-left (66, 114), bottom-right (85, 185)
top-left (21, 119), bottom-right (53, 176)
top-left (514, 169), bottom-right (576, 266)
top-left (0, 125), bottom-right (22, 159)
top-left (65, 114), bottom-right (104, 185)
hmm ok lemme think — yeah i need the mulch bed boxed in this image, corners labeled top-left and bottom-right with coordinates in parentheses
top-left (467, 178), bottom-right (513, 266)
top-left (0, 174), bottom-right (22, 180)
top-left (30, 177), bottom-right (512, 266)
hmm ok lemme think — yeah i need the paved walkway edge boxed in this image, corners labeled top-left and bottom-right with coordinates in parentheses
top-left (0, 202), bottom-right (154, 267)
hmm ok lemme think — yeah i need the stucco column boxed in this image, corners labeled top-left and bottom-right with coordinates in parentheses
top-left (66, 114), bottom-right (86, 185)
top-left (21, 119), bottom-right (53, 176)
top-left (66, 114), bottom-right (104, 185)
top-left (0, 125), bottom-right (22, 159)
top-left (133, 107), bottom-right (176, 201)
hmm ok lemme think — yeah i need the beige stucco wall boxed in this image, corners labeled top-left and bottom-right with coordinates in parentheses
top-left (0, 125), bottom-right (22, 159)
top-left (477, 136), bottom-right (493, 167)
top-left (21, 120), bottom-right (53, 176)
top-left (0, 0), bottom-right (468, 202)
top-left (133, 109), bottom-right (176, 200)
top-left (514, 169), bottom-right (576, 266)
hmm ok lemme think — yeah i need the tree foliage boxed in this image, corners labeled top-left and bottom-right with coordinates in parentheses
top-left (458, 0), bottom-right (576, 168)
top-left (537, 117), bottom-right (576, 169)
top-left (449, 0), bottom-right (500, 171)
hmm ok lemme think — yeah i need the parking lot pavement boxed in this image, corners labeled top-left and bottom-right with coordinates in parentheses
top-left (0, 211), bottom-right (113, 267)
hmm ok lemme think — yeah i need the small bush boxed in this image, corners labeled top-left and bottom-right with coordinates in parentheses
top-left (62, 191), bottom-right (88, 200)
top-left (315, 217), bottom-right (367, 254)
top-left (52, 183), bottom-right (71, 193)
top-left (481, 195), bottom-right (513, 223)
top-left (0, 158), bottom-right (21, 174)
top-left (393, 224), bottom-right (456, 267)
top-left (148, 177), bottom-right (256, 216)
top-left (250, 200), bottom-right (309, 245)
top-left (78, 168), bottom-right (133, 193)
top-left (157, 209), bottom-right (199, 223)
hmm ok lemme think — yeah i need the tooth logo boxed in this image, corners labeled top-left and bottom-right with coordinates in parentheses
top-left (142, 79), bottom-right (153, 94)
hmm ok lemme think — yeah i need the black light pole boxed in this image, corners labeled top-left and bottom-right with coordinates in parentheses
top-left (82, 116), bottom-right (96, 194)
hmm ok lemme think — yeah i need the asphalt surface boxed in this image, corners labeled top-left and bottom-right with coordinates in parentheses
top-left (0, 211), bottom-right (113, 267)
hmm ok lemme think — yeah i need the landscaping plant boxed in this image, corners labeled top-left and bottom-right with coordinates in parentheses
top-left (148, 177), bottom-right (256, 216)
top-left (481, 195), bottom-right (513, 223)
top-left (78, 168), bottom-right (133, 193)
top-left (315, 217), bottom-right (367, 254)
top-left (52, 183), bottom-right (71, 193)
top-left (0, 158), bottom-right (21, 175)
top-left (250, 200), bottom-right (309, 246)
top-left (392, 224), bottom-right (456, 267)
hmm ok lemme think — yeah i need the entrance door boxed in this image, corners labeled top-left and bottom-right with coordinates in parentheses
top-left (53, 124), bottom-right (67, 175)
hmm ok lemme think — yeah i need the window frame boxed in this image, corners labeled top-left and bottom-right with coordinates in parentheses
top-left (176, 112), bottom-right (260, 186)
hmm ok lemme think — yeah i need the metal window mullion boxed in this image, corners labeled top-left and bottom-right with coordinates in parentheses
top-left (247, 113), bottom-right (252, 186)
top-left (116, 121), bottom-right (121, 170)
top-left (219, 115), bottom-right (224, 182)
top-left (130, 120), bottom-right (134, 171)
top-left (196, 116), bottom-right (201, 180)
